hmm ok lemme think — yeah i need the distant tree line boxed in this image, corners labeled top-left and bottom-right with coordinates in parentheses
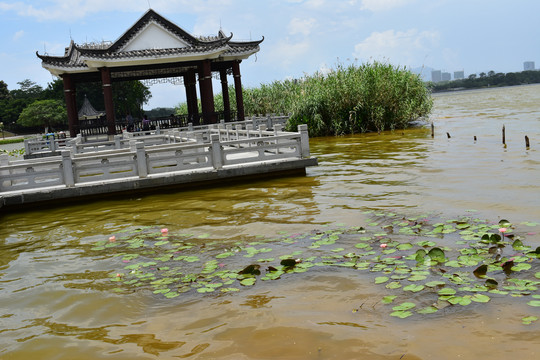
top-left (430, 70), bottom-right (540, 92)
top-left (0, 78), bottom-right (150, 134)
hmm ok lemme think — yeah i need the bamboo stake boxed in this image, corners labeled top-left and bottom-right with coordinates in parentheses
top-left (502, 125), bottom-right (506, 145)
top-left (525, 135), bottom-right (530, 149)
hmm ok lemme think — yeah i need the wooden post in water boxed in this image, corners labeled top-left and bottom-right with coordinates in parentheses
top-left (474, 136), bottom-right (477, 142)
top-left (446, 132), bottom-right (451, 139)
top-left (431, 122), bottom-right (434, 138)
top-left (502, 125), bottom-right (506, 146)
top-left (525, 135), bottom-right (530, 149)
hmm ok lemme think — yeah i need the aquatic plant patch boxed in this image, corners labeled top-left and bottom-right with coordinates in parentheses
top-left (92, 212), bottom-right (540, 323)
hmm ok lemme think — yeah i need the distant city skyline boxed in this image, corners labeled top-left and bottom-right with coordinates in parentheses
top-left (428, 60), bottom-right (538, 82)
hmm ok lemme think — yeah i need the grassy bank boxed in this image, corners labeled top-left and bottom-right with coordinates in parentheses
top-left (0, 137), bottom-right (24, 145)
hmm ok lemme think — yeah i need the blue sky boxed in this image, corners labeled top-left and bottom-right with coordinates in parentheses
top-left (1, 0), bottom-right (539, 109)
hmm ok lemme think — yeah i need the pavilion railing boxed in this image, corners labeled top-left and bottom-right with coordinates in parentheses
top-left (76, 110), bottom-right (245, 136)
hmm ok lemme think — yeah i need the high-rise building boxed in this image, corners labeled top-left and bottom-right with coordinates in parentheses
top-left (431, 70), bottom-right (442, 83)
top-left (442, 72), bottom-right (451, 81)
top-left (524, 61), bottom-right (535, 71)
top-left (454, 71), bottom-right (465, 80)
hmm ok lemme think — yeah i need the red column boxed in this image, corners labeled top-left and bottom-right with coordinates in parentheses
top-left (198, 60), bottom-right (216, 124)
top-left (184, 70), bottom-right (199, 124)
top-left (100, 67), bottom-right (116, 135)
top-left (220, 69), bottom-right (231, 122)
top-left (62, 74), bottom-right (79, 137)
top-left (232, 60), bottom-right (244, 121)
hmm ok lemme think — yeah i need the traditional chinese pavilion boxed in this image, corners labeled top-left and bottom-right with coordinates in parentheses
top-left (37, 9), bottom-right (263, 137)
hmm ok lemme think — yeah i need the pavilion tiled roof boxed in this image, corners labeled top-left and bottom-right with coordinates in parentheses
top-left (37, 9), bottom-right (263, 75)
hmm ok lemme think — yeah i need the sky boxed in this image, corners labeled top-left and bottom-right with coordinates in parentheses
top-left (1, 0), bottom-right (539, 109)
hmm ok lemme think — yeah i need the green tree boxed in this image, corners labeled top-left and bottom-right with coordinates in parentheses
top-left (11, 79), bottom-right (44, 100)
top-left (17, 99), bottom-right (67, 132)
top-left (0, 79), bottom-right (47, 131)
top-left (0, 80), bottom-right (10, 100)
top-left (113, 80), bottom-right (151, 118)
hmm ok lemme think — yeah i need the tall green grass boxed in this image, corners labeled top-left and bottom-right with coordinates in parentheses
top-left (286, 62), bottom-right (433, 136)
top-left (179, 62), bottom-right (433, 137)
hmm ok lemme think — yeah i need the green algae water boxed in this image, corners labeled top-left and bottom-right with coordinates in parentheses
top-left (1, 84), bottom-right (540, 359)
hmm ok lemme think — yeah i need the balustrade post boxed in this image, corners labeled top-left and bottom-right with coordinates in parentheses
top-left (211, 134), bottom-right (223, 169)
top-left (246, 124), bottom-right (253, 139)
top-left (188, 123), bottom-right (194, 132)
top-left (61, 150), bottom-right (75, 187)
top-left (274, 124), bottom-right (283, 135)
top-left (0, 154), bottom-right (10, 187)
top-left (134, 141), bottom-right (148, 178)
top-left (114, 135), bottom-right (122, 149)
top-left (258, 124), bottom-right (267, 137)
top-left (24, 139), bottom-right (31, 156)
top-left (298, 124), bottom-right (310, 158)
top-left (226, 124), bottom-right (233, 141)
top-left (156, 125), bottom-right (160, 135)
top-left (173, 130), bottom-right (181, 143)
top-left (49, 138), bottom-right (56, 152)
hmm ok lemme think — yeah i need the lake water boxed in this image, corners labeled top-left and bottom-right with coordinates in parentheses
top-left (1, 84), bottom-right (539, 359)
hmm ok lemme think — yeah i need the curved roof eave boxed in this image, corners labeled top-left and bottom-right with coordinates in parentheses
top-left (81, 51), bottom-right (227, 69)
top-left (41, 64), bottom-right (90, 77)
top-left (221, 50), bottom-right (261, 61)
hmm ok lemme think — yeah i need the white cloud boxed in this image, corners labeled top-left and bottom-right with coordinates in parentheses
top-left (13, 30), bottom-right (24, 40)
top-left (304, 0), bottom-right (326, 8)
top-left (266, 39), bottom-right (311, 69)
top-left (353, 29), bottom-right (439, 67)
top-left (360, 0), bottom-right (413, 12)
top-left (0, 0), bottom-right (233, 22)
top-left (288, 17), bottom-right (317, 36)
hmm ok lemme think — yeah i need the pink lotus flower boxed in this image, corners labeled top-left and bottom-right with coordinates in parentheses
top-left (380, 243), bottom-right (388, 249)
top-left (109, 236), bottom-right (116, 242)
top-left (161, 228), bottom-right (168, 234)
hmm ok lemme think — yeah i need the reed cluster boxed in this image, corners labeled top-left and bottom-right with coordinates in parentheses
top-left (284, 62), bottom-right (433, 136)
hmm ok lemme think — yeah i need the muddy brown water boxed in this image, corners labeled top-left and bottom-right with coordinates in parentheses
top-left (1, 84), bottom-right (539, 359)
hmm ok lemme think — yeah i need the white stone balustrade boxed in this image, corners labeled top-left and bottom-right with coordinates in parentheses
top-left (0, 124), bottom-right (313, 194)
